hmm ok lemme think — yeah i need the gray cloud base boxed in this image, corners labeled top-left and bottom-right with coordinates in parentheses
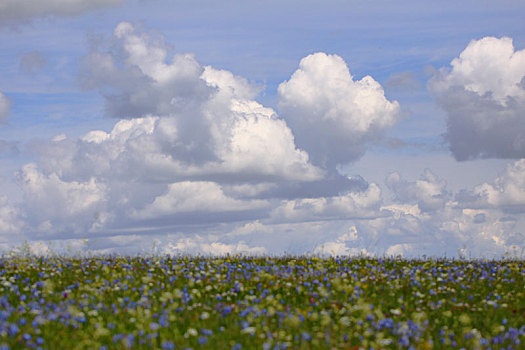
top-left (430, 37), bottom-right (525, 161)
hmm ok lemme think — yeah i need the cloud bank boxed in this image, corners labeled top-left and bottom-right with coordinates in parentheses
top-left (430, 37), bottom-right (525, 160)
top-left (0, 25), bottom-right (523, 259)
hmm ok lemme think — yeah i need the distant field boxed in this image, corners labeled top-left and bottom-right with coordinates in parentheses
top-left (0, 255), bottom-right (523, 349)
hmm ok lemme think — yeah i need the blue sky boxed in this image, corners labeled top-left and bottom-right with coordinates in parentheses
top-left (0, 0), bottom-right (524, 257)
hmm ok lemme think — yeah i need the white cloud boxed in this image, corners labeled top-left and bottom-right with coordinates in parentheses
top-left (386, 169), bottom-right (449, 212)
top-left (16, 163), bottom-right (109, 235)
top-left (38, 114), bottom-right (321, 184)
top-left (134, 181), bottom-right (269, 219)
top-left (80, 22), bottom-right (212, 119)
top-left (461, 159), bottom-right (525, 212)
top-left (312, 227), bottom-right (367, 257)
top-left (270, 183), bottom-right (384, 223)
top-left (430, 37), bottom-right (525, 160)
top-left (0, 92), bottom-right (11, 122)
top-left (0, 0), bottom-right (123, 25)
top-left (201, 66), bottom-right (262, 100)
top-left (78, 22), bottom-right (322, 182)
top-left (163, 236), bottom-right (266, 256)
top-left (278, 52), bottom-right (401, 167)
top-left (2, 23), bottom-right (524, 259)
top-left (222, 183), bottom-right (277, 199)
top-left (0, 196), bottom-right (23, 240)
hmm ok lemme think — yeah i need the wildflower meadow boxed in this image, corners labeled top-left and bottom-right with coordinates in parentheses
top-left (0, 251), bottom-right (523, 349)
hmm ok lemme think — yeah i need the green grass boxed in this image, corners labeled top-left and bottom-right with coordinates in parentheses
top-left (0, 254), bottom-right (523, 349)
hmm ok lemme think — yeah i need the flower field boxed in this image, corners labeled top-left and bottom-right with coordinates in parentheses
top-left (0, 254), bottom-right (523, 349)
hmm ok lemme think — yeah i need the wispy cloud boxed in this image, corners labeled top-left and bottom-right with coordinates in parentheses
top-left (0, 0), bottom-right (124, 26)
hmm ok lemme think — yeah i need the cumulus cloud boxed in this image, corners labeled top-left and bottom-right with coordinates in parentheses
top-left (0, 0), bottom-right (123, 25)
top-left (0, 92), bottom-right (11, 122)
top-left (430, 37), bottom-right (525, 160)
top-left (386, 169), bottom-right (449, 212)
top-left (36, 114), bottom-right (320, 184)
top-left (79, 22), bottom-right (322, 180)
top-left (2, 23), bottom-right (523, 258)
top-left (0, 22), bottom-right (333, 238)
top-left (270, 183), bottom-right (384, 223)
top-left (134, 181), bottom-right (269, 219)
top-left (16, 163), bottom-right (109, 235)
top-left (278, 52), bottom-right (400, 168)
top-left (80, 22), bottom-right (212, 120)
top-left (457, 159), bottom-right (525, 212)
top-left (312, 227), bottom-right (368, 257)
top-left (163, 236), bottom-right (266, 256)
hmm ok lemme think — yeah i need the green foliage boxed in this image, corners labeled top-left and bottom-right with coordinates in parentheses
top-left (0, 254), bottom-right (523, 349)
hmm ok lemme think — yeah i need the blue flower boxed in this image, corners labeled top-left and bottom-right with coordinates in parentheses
top-left (201, 329), bottom-right (213, 336)
top-left (161, 341), bottom-right (175, 350)
top-left (8, 324), bottom-right (19, 336)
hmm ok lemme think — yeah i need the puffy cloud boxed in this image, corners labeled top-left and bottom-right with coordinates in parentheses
top-left (163, 236), bottom-right (266, 256)
top-left (278, 52), bottom-right (400, 167)
top-left (134, 181), bottom-right (269, 219)
top-left (270, 183), bottom-right (384, 223)
top-left (458, 159), bottom-right (525, 212)
top-left (386, 169), bottom-right (449, 212)
top-left (3, 22), bottom-right (523, 259)
top-left (0, 23), bottom-right (329, 237)
top-left (0, 92), bottom-right (11, 122)
top-left (429, 37), bottom-right (525, 160)
top-left (0, 0), bottom-right (123, 25)
top-left (78, 22), bottom-right (322, 181)
top-left (312, 227), bottom-right (368, 257)
top-left (16, 163), bottom-right (109, 235)
top-left (37, 114), bottom-right (320, 184)
top-left (239, 200), bottom-right (523, 257)
top-left (80, 22), bottom-right (212, 120)
top-left (375, 163), bottom-right (525, 257)
top-left (201, 66), bottom-right (261, 100)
